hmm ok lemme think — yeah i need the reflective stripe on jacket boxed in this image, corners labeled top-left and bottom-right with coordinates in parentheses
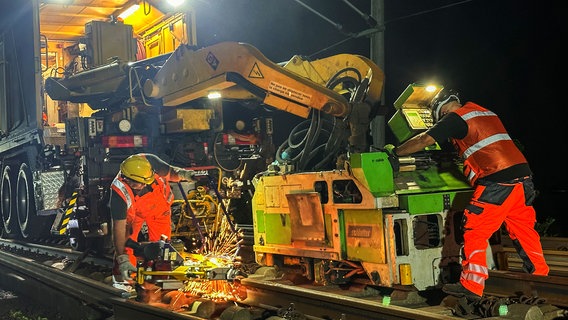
top-left (110, 173), bottom-right (174, 223)
top-left (450, 102), bottom-right (527, 185)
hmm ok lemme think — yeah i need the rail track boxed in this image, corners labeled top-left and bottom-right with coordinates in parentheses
top-left (1, 238), bottom-right (568, 319)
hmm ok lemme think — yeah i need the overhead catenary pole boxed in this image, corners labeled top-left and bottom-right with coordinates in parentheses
top-left (293, 0), bottom-right (386, 148)
top-left (370, 0), bottom-right (386, 148)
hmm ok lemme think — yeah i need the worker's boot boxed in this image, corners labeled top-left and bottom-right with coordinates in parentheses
top-left (442, 282), bottom-right (481, 301)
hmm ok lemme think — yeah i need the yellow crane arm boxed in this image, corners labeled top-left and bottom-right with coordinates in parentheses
top-left (143, 41), bottom-right (383, 119)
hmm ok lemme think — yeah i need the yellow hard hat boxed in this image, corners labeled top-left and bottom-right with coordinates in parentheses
top-left (120, 155), bottom-right (155, 184)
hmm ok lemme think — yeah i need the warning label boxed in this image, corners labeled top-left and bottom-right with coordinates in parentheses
top-left (248, 62), bottom-right (264, 78)
top-left (268, 81), bottom-right (312, 104)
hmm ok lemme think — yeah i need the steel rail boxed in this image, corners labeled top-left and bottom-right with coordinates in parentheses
top-left (0, 238), bottom-right (113, 267)
top-left (502, 237), bottom-right (568, 251)
top-left (2, 237), bottom-right (568, 319)
top-left (240, 278), bottom-right (456, 320)
top-left (0, 248), bottom-right (123, 319)
top-left (0, 248), bottom-right (210, 320)
top-left (486, 270), bottom-right (568, 308)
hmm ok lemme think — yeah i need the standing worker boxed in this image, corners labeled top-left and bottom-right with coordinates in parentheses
top-left (386, 89), bottom-right (549, 299)
top-left (110, 153), bottom-right (195, 284)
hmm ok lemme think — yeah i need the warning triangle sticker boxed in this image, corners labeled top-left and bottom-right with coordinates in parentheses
top-left (249, 62), bottom-right (264, 78)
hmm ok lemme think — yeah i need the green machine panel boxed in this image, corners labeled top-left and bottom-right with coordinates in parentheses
top-left (397, 190), bottom-right (472, 214)
top-left (388, 83), bottom-right (443, 143)
top-left (394, 163), bottom-right (472, 214)
top-left (349, 152), bottom-right (395, 197)
top-left (262, 211), bottom-right (292, 244)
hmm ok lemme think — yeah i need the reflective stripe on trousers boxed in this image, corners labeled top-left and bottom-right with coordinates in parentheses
top-left (460, 177), bottom-right (549, 296)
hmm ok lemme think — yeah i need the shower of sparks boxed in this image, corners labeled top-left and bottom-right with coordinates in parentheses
top-left (138, 195), bottom-right (249, 313)
top-left (181, 207), bottom-right (247, 302)
top-left (202, 201), bottom-right (244, 257)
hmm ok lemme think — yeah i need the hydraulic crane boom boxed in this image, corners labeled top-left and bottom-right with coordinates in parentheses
top-left (45, 41), bottom-right (384, 154)
top-left (46, 41), bottom-right (383, 122)
top-left (143, 41), bottom-right (383, 119)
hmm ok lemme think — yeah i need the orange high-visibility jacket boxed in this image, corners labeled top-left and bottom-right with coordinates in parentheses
top-left (450, 102), bottom-right (527, 185)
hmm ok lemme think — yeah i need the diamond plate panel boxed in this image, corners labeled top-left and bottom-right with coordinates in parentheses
top-left (37, 170), bottom-right (65, 210)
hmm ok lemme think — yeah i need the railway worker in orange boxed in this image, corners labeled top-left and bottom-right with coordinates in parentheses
top-left (110, 153), bottom-right (195, 282)
top-left (386, 88), bottom-right (549, 299)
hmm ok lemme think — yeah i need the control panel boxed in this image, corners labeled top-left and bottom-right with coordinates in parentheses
top-left (388, 84), bottom-right (443, 143)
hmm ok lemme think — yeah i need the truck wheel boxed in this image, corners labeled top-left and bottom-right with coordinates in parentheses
top-left (1, 165), bottom-right (17, 237)
top-left (16, 163), bottom-right (37, 239)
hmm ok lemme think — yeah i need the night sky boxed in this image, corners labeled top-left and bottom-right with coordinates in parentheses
top-left (192, 0), bottom-right (566, 235)
top-left (382, 0), bottom-right (565, 235)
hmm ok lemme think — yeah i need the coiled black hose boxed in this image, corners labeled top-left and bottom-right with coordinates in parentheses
top-left (275, 67), bottom-right (362, 171)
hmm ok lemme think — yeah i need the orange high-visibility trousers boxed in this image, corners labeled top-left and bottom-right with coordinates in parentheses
top-left (459, 177), bottom-right (549, 296)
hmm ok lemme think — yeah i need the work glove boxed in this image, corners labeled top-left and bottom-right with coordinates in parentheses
top-left (383, 144), bottom-right (399, 172)
top-left (116, 254), bottom-right (136, 280)
top-left (384, 144), bottom-right (397, 157)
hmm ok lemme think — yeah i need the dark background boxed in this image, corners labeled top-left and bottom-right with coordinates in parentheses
top-left (192, 0), bottom-right (566, 236)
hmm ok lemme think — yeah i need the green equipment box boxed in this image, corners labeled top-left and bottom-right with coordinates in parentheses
top-left (388, 83), bottom-right (443, 143)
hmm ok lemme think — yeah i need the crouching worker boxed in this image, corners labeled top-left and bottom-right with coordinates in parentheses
top-left (110, 153), bottom-right (195, 286)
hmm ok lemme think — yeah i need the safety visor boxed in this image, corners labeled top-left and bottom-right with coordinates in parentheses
top-left (432, 94), bottom-right (459, 122)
